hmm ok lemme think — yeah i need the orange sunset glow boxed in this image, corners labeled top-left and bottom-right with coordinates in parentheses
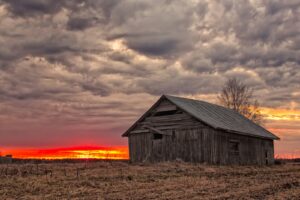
top-left (262, 107), bottom-right (300, 158)
top-left (0, 146), bottom-right (129, 160)
top-left (261, 107), bottom-right (300, 121)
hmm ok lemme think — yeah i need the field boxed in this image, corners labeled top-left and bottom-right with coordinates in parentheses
top-left (0, 161), bottom-right (300, 200)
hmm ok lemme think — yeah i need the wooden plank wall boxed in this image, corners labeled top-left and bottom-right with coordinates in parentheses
top-left (129, 127), bottom-right (275, 165)
top-left (132, 99), bottom-right (206, 133)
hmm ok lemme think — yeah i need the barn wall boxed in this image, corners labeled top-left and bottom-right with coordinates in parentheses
top-left (127, 99), bottom-right (275, 165)
top-left (212, 129), bottom-right (274, 165)
top-left (128, 132), bottom-right (152, 162)
top-left (128, 127), bottom-right (274, 165)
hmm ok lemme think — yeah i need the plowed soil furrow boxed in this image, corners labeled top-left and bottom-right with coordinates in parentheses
top-left (0, 162), bottom-right (300, 199)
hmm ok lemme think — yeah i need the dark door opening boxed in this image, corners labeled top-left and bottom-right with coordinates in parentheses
top-left (152, 133), bottom-right (163, 161)
top-left (265, 150), bottom-right (269, 165)
top-left (228, 139), bottom-right (240, 165)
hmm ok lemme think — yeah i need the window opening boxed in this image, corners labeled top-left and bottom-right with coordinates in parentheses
top-left (229, 140), bottom-right (240, 156)
top-left (153, 133), bottom-right (163, 140)
top-left (154, 110), bottom-right (177, 116)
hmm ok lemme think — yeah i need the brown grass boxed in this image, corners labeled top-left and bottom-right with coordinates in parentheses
top-left (0, 161), bottom-right (300, 199)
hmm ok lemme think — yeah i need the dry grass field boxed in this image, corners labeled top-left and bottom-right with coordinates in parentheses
top-left (0, 161), bottom-right (300, 200)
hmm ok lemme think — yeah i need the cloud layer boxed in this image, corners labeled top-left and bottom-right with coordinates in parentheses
top-left (0, 0), bottom-right (299, 155)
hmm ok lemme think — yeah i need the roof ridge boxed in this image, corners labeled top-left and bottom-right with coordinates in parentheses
top-left (164, 94), bottom-right (239, 113)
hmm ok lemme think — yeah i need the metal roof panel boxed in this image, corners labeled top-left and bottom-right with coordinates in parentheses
top-left (165, 95), bottom-right (279, 140)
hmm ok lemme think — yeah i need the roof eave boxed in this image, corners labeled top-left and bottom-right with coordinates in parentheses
top-left (216, 127), bottom-right (280, 140)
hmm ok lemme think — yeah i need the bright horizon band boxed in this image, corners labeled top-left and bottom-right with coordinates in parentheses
top-left (0, 147), bottom-right (129, 160)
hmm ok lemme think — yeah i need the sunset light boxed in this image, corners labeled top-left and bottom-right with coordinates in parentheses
top-left (0, 146), bottom-right (129, 160)
top-left (261, 108), bottom-right (300, 121)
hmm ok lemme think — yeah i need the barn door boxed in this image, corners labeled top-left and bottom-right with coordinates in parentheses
top-left (152, 133), bottom-right (163, 161)
top-left (262, 140), bottom-right (271, 165)
top-left (228, 139), bottom-right (240, 165)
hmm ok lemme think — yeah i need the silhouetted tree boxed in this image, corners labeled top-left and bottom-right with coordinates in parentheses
top-left (218, 78), bottom-right (264, 125)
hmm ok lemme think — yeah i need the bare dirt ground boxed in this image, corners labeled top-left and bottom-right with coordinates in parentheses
top-left (0, 161), bottom-right (300, 200)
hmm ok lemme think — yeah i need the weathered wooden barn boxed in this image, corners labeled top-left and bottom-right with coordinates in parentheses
top-left (122, 95), bottom-right (279, 165)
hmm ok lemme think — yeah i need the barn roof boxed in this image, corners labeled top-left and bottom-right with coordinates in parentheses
top-left (165, 95), bottom-right (279, 140)
top-left (122, 95), bottom-right (279, 140)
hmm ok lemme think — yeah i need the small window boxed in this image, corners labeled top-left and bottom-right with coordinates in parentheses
top-left (189, 132), bottom-right (198, 140)
top-left (229, 140), bottom-right (240, 155)
top-left (153, 133), bottom-right (163, 140)
top-left (154, 110), bottom-right (177, 116)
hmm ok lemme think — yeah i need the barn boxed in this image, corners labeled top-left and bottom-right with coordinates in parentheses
top-left (122, 95), bottom-right (280, 165)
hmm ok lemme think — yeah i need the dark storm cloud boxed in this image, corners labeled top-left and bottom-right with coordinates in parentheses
top-left (0, 0), bottom-right (299, 151)
top-left (65, 0), bottom-right (121, 31)
top-left (180, 0), bottom-right (299, 73)
top-left (0, 0), bottom-right (299, 102)
top-left (66, 17), bottom-right (97, 31)
top-left (126, 37), bottom-right (178, 56)
top-left (106, 33), bottom-right (184, 57)
top-left (1, 0), bottom-right (81, 17)
top-left (106, 0), bottom-right (198, 57)
top-left (2, 0), bottom-right (61, 16)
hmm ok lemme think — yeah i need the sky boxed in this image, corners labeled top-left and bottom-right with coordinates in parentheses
top-left (0, 0), bottom-right (299, 158)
